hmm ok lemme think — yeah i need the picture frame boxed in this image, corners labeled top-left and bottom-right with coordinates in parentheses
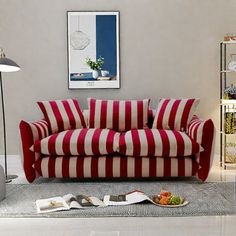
top-left (67, 11), bottom-right (120, 89)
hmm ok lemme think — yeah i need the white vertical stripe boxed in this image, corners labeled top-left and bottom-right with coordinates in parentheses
top-left (34, 123), bottom-right (44, 138)
top-left (94, 100), bottom-right (102, 128)
top-left (127, 157), bottom-right (135, 177)
top-left (170, 158), bottom-right (178, 176)
top-left (68, 99), bottom-right (83, 128)
top-left (125, 131), bottom-right (133, 155)
top-left (184, 158), bottom-right (192, 176)
top-left (131, 101), bottom-right (138, 129)
top-left (106, 100), bottom-right (114, 129)
top-left (55, 157), bottom-right (63, 178)
top-left (156, 157), bottom-right (164, 177)
top-left (162, 99), bottom-right (175, 129)
top-left (186, 99), bottom-right (200, 128)
top-left (98, 157), bottom-right (106, 177)
top-left (152, 129), bottom-right (163, 156)
top-left (174, 100), bottom-right (186, 131)
top-left (113, 133), bottom-right (120, 153)
top-left (84, 129), bottom-right (94, 155)
top-left (139, 130), bottom-right (148, 156)
top-left (41, 158), bottom-right (49, 177)
top-left (41, 136), bottom-right (50, 155)
top-left (56, 100), bottom-right (70, 130)
top-left (166, 130), bottom-right (177, 156)
top-left (55, 131), bottom-right (66, 155)
top-left (83, 157), bottom-right (92, 177)
top-left (70, 129), bottom-right (81, 155)
top-left (112, 157), bottom-right (120, 177)
top-left (42, 101), bottom-right (58, 133)
top-left (153, 99), bottom-right (165, 128)
top-left (142, 158), bottom-right (149, 177)
top-left (99, 129), bottom-right (109, 154)
top-left (30, 124), bottom-right (39, 142)
top-left (69, 157), bottom-right (77, 178)
top-left (82, 109), bottom-right (89, 127)
top-left (119, 101), bottom-right (126, 131)
top-left (182, 132), bottom-right (192, 156)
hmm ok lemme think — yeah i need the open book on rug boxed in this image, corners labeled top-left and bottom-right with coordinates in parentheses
top-left (36, 194), bottom-right (106, 213)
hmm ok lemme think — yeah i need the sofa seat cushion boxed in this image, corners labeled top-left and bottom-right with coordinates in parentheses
top-left (31, 128), bottom-right (120, 156)
top-left (119, 129), bottom-right (202, 157)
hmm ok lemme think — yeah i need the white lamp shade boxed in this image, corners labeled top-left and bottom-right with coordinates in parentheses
top-left (0, 58), bottom-right (20, 72)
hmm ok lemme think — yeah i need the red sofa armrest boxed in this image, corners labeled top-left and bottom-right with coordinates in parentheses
top-left (19, 119), bottom-right (50, 182)
top-left (187, 115), bottom-right (215, 181)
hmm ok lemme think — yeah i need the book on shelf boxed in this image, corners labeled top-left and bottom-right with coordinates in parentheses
top-left (36, 194), bottom-right (105, 213)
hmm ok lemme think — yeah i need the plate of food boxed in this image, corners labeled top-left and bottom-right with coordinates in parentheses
top-left (152, 190), bottom-right (189, 208)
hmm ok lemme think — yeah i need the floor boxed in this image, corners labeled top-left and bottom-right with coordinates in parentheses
top-left (0, 155), bottom-right (236, 236)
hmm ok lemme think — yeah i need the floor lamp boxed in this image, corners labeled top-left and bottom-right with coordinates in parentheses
top-left (0, 48), bottom-right (20, 183)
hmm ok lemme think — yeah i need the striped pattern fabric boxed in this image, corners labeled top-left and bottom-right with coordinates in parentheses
top-left (187, 116), bottom-right (215, 181)
top-left (38, 99), bottom-right (86, 134)
top-left (34, 156), bottom-right (199, 179)
top-left (88, 98), bottom-right (150, 131)
top-left (152, 98), bottom-right (200, 131)
top-left (19, 119), bottom-right (50, 182)
top-left (31, 128), bottom-right (120, 156)
top-left (119, 129), bottom-right (201, 157)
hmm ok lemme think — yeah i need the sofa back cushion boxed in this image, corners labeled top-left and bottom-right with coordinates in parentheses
top-left (38, 98), bottom-right (86, 134)
top-left (31, 128), bottom-right (119, 156)
top-left (88, 98), bottom-right (150, 132)
top-left (119, 129), bottom-right (202, 157)
top-left (152, 98), bottom-right (199, 131)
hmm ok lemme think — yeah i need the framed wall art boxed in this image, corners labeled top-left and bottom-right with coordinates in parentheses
top-left (67, 11), bottom-right (120, 89)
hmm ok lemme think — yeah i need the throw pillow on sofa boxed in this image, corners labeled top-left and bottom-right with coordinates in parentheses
top-left (30, 128), bottom-right (119, 156)
top-left (119, 129), bottom-right (202, 157)
top-left (38, 98), bottom-right (86, 134)
top-left (88, 98), bottom-right (150, 132)
top-left (152, 98), bottom-right (200, 131)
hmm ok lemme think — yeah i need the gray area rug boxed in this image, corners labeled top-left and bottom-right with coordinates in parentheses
top-left (0, 180), bottom-right (235, 217)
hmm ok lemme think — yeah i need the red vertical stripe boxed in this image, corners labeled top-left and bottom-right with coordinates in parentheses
top-left (77, 129), bottom-right (88, 155)
top-left (125, 101), bottom-right (132, 131)
top-left (120, 157), bottom-right (127, 177)
top-left (106, 157), bottom-right (113, 177)
top-left (62, 157), bottom-right (70, 178)
top-left (159, 130), bottom-right (170, 156)
top-left (180, 99), bottom-right (195, 131)
top-left (164, 158), bottom-right (171, 177)
top-left (156, 99), bottom-right (170, 129)
top-left (131, 130), bottom-right (141, 156)
top-left (62, 130), bottom-right (73, 155)
top-left (48, 133), bottom-right (59, 155)
top-left (72, 99), bottom-right (86, 127)
top-left (91, 157), bottom-right (99, 178)
top-left (91, 129), bottom-right (102, 155)
top-left (119, 133), bottom-right (126, 155)
top-left (137, 101), bottom-right (144, 129)
top-left (62, 100), bottom-right (76, 129)
top-left (100, 100), bottom-right (108, 128)
top-left (135, 157), bottom-right (142, 177)
top-left (149, 157), bottom-right (157, 177)
top-left (76, 157), bottom-right (84, 178)
top-left (106, 131), bottom-right (116, 154)
top-left (50, 101), bottom-right (64, 131)
top-left (177, 157), bottom-right (185, 176)
top-left (89, 99), bottom-right (96, 128)
top-left (145, 129), bottom-right (155, 156)
top-left (37, 102), bottom-right (52, 133)
top-left (173, 131), bottom-right (185, 156)
top-left (193, 122), bottom-right (201, 141)
top-left (48, 157), bottom-right (56, 177)
top-left (113, 101), bottom-right (119, 131)
top-left (168, 100), bottom-right (181, 130)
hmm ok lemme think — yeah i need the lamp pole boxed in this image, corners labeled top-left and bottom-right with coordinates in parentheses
top-left (0, 72), bottom-right (11, 183)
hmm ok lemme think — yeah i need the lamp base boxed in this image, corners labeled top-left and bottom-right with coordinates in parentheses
top-left (5, 174), bottom-right (18, 183)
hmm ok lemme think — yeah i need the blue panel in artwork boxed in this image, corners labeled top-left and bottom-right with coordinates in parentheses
top-left (96, 15), bottom-right (117, 76)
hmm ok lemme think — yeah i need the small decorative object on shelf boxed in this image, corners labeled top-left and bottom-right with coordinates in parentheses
top-left (224, 33), bottom-right (236, 41)
top-left (225, 142), bottom-right (236, 163)
top-left (228, 54), bottom-right (236, 71)
top-left (85, 56), bottom-right (104, 79)
top-left (224, 84), bottom-right (236, 99)
top-left (225, 112), bottom-right (235, 134)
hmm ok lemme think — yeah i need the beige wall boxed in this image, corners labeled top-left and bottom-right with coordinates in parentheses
top-left (1, 0), bottom-right (235, 155)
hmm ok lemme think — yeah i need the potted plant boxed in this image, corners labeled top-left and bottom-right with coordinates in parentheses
top-left (85, 56), bottom-right (104, 79)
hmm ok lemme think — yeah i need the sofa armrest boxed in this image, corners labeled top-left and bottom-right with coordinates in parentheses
top-left (19, 119), bottom-right (50, 182)
top-left (187, 115), bottom-right (215, 181)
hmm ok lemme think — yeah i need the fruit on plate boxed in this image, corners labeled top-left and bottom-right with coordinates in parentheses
top-left (152, 190), bottom-right (184, 206)
top-left (159, 196), bottom-right (171, 205)
top-left (159, 190), bottom-right (171, 198)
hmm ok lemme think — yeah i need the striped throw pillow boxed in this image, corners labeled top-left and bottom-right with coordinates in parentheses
top-left (88, 98), bottom-right (150, 132)
top-left (152, 98), bottom-right (200, 131)
top-left (38, 99), bottom-right (86, 134)
top-left (119, 129), bottom-right (202, 157)
top-left (31, 128), bottom-right (119, 156)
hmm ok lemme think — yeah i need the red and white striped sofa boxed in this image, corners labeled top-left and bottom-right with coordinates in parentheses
top-left (19, 98), bottom-right (215, 183)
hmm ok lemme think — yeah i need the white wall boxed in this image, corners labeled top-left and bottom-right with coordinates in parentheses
top-left (1, 0), bottom-right (236, 155)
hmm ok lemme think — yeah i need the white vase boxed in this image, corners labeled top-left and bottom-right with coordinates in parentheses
top-left (92, 70), bottom-right (99, 79)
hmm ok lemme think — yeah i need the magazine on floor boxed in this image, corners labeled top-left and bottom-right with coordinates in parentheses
top-left (36, 194), bottom-right (106, 213)
top-left (103, 190), bottom-right (158, 206)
